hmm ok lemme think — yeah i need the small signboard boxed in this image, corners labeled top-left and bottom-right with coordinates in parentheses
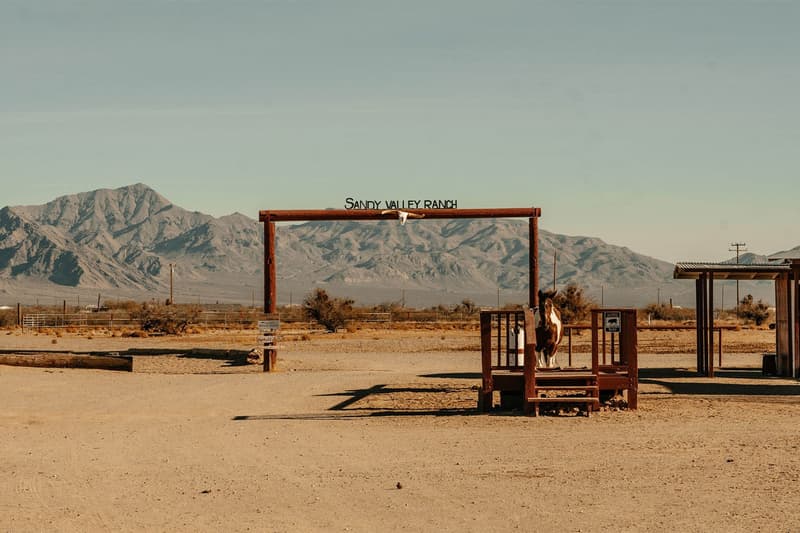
top-left (603, 311), bottom-right (621, 333)
top-left (258, 319), bottom-right (280, 332)
top-left (259, 335), bottom-right (275, 344)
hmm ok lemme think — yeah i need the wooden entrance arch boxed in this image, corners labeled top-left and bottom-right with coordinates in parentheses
top-left (258, 207), bottom-right (542, 313)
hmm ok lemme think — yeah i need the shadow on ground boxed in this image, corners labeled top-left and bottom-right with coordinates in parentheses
top-left (419, 372), bottom-right (481, 380)
top-left (233, 383), bottom-right (480, 420)
top-left (640, 367), bottom-right (800, 396)
top-left (175, 350), bottom-right (250, 367)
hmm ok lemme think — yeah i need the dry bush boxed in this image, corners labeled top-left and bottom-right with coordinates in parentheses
top-left (0, 309), bottom-right (15, 328)
top-left (642, 303), bottom-right (696, 322)
top-left (105, 300), bottom-right (141, 313)
top-left (739, 294), bottom-right (770, 326)
top-left (553, 283), bottom-right (595, 324)
top-left (135, 303), bottom-right (200, 335)
top-left (302, 288), bottom-right (354, 332)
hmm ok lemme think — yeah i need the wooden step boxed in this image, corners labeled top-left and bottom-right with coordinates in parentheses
top-left (534, 385), bottom-right (599, 392)
top-left (527, 397), bottom-right (599, 404)
top-left (533, 373), bottom-right (597, 381)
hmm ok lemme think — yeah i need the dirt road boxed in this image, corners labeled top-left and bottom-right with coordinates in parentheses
top-left (2, 329), bottom-right (799, 532)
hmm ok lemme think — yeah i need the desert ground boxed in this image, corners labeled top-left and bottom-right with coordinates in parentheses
top-left (2, 325), bottom-right (800, 532)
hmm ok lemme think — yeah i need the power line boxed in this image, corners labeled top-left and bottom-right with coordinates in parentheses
top-left (729, 242), bottom-right (747, 317)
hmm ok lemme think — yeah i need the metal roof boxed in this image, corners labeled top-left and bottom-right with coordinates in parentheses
top-left (674, 262), bottom-right (791, 280)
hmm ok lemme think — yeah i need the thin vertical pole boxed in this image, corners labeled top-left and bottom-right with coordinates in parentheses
top-left (602, 322), bottom-right (607, 365)
top-left (530, 215), bottom-right (539, 308)
top-left (505, 313), bottom-right (510, 366)
top-left (496, 314), bottom-right (501, 367)
top-left (696, 277), bottom-right (704, 375)
top-left (553, 251), bottom-right (557, 291)
top-left (610, 332), bottom-right (615, 365)
top-left (708, 273), bottom-right (714, 378)
top-left (568, 328), bottom-right (573, 367)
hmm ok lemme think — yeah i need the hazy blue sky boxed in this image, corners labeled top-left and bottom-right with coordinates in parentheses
top-left (2, 1), bottom-right (798, 263)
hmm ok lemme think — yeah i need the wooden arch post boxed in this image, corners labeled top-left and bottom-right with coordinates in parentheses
top-left (263, 214), bottom-right (276, 314)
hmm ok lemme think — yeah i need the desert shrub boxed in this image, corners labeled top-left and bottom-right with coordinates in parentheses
top-left (643, 303), bottom-right (695, 322)
top-left (302, 288), bottom-right (354, 332)
top-left (135, 303), bottom-right (196, 335)
top-left (452, 299), bottom-right (477, 316)
top-left (105, 300), bottom-right (141, 313)
top-left (0, 310), bottom-right (16, 328)
top-left (373, 301), bottom-right (403, 313)
top-left (739, 294), bottom-right (770, 326)
top-left (553, 283), bottom-right (595, 324)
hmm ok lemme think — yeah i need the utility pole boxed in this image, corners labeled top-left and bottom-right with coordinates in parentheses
top-left (729, 242), bottom-right (747, 317)
top-left (169, 263), bottom-right (175, 305)
top-left (553, 251), bottom-right (557, 291)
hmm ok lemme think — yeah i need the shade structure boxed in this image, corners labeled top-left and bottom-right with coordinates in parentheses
top-left (674, 260), bottom-right (800, 378)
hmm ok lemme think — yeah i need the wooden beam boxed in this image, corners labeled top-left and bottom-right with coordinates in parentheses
top-left (260, 207), bottom-right (541, 222)
top-left (0, 353), bottom-right (133, 371)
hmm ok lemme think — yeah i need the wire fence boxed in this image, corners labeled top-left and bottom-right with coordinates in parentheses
top-left (18, 308), bottom-right (482, 331)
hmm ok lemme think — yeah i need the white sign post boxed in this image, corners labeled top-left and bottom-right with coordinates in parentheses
top-left (258, 319), bottom-right (280, 371)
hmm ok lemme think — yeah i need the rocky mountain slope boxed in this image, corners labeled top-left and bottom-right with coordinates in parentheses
top-left (0, 184), bottom-right (744, 306)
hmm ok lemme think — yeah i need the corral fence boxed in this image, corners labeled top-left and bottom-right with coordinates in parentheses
top-left (19, 308), bottom-right (478, 332)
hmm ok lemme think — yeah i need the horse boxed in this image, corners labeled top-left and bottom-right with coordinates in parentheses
top-left (535, 289), bottom-right (563, 368)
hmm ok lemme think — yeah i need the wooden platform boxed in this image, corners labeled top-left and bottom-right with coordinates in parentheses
top-left (480, 308), bottom-right (638, 415)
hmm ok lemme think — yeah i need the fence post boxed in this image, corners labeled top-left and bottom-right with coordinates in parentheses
top-left (17, 303), bottom-right (21, 327)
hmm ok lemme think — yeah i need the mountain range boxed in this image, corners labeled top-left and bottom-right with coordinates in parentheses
top-left (0, 184), bottom-right (780, 307)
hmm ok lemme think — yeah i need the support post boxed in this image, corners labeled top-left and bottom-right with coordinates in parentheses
top-left (264, 217), bottom-right (277, 314)
top-left (793, 264), bottom-right (800, 378)
top-left (623, 309), bottom-right (638, 410)
top-left (17, 303), bottom-right (21, 327)
top-left (530, 215), bottom-right (539, 309)
top-left (479, 312), bottom-right (493, 411)
top-left (707, 272), bottom-right (714, 378)
top-left (523, 307), bottom-right (536, 415)
top-left (695, 276), bottom-right (706, 375)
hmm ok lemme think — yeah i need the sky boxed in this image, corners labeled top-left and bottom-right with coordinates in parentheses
top-left (2, 0), bottom-right (798, 264)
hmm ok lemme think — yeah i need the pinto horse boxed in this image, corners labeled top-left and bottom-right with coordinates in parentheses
top-left (535, 289), bottom-right (563, 368)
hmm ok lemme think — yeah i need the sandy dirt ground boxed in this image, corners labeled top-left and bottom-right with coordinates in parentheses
top-left (2, 327), bottom-right (800, 532)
